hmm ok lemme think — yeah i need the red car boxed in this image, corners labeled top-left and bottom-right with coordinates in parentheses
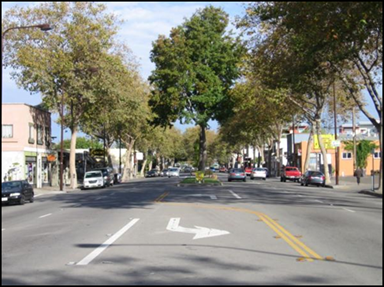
top-left (281, 166), bottom-right (302, 182)
top-left (245, 166), bottom-right (253, 176)
top-left (219, 167), bottom-right (228, 173)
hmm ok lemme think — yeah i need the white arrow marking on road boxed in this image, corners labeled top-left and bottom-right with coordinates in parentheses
top-left (184, 194), bottom-right (217, 200)
top-left (166, 218), bottom-right (229, 240)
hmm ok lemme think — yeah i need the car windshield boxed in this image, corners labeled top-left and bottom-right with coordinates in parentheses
top-left (2, 181), bottom-right (22, 192)
top-left (169, 168), bottom-right (178, 172)
top-left (286, 168), bottom-right (299, 171)
top-left (85, 172), bottom-right (102, 178)
top-left (232, 169), bottom-right (244, 173)
top-left (253, 168), bottom-right (265, 171)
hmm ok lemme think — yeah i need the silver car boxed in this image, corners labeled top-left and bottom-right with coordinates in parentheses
top-left (168, 168), bottom-right (180, 178)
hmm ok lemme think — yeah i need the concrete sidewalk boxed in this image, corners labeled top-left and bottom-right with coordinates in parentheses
top-left (329, 176), bottom-right (382, 197)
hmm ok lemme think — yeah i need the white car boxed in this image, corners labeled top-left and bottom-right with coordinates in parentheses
top-left (250, 168), bottom-right (267, 180)
top-left (168, 168), bottom-right (180, 178)
top-left (83, 171), bottom-right (104, 189)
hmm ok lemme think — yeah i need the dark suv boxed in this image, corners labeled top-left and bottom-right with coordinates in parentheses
top-left (92, 167), bottom-right (114, 187)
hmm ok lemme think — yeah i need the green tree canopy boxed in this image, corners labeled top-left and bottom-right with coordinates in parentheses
top-left (148, 5), bottom-right (244, 170)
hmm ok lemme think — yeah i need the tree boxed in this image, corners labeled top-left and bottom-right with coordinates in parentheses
top-left (345, 140), bottom-right (378, 170)
top-left (148, 6), bottom-right (244, 171)
top-left (3, 2), bottom-right (122, 189)
top-left (240, 1), bottom-right (382, 188)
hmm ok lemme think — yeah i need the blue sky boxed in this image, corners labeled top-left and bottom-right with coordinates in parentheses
top-left (2, 2), bottom-right (246, 142)
top-left (2, 2), bottom-right (380, 143)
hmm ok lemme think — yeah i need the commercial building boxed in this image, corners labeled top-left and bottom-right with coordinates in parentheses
top-left (2, 103), bottom-right (55, 188)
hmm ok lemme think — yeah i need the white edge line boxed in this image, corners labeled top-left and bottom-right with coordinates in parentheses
top-left (76, 218), bottom-right (140, 266)
top-left (343, 208), bottom-right (356, 213)
top-left (228, 190), bottom-right (242, 199)
top-left (39, 213), bottom-right (52, 219)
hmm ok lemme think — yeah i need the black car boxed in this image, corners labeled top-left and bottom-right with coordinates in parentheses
top-left (92, 167), bottom-right (114, 187)
top-left (301, 171), bottom-right (326, 187)
top-left (145, 170), bottom-right (159, 178)
top-left (2, 180), bottom-right (34, 205)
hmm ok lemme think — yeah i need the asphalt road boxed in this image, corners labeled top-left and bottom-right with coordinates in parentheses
top-left (2, 173), bottom-right (382, 285)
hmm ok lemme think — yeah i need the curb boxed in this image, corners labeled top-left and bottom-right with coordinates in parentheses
top-left (358, 190), bottom-right (383, 198)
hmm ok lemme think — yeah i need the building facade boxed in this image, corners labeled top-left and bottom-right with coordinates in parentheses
top-left (2, 103), bottom-right (55, 188)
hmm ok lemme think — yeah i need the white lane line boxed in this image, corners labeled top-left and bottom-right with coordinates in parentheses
top-left (343, 208), bottom-right (356, 213)
top-left (39, 213), bottom-right (52, 219)
top-left (76, 218), bottom-right (140, 266)
top-left (228, 190), bottom-right (242, 199)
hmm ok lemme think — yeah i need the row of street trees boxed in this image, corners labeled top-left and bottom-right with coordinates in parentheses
top-left (234, 2), bottom-right (382, 186)
top-left (3, 3), bottom-right (382, 188)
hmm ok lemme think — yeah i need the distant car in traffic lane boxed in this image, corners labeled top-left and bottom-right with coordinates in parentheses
top-left (228, 168), bottom-right (246, 182)
top-left (250, 168), bottom-right (267, 180)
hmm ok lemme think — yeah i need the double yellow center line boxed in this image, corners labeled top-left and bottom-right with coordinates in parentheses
top-left (154, 192), bottom-right (324, 262)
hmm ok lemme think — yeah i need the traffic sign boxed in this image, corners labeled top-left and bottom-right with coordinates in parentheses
top-left (332, 140), bottom-right (341, 148)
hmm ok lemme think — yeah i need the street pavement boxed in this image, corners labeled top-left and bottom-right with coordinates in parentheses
top-left (2, 173), bottom-right (382, 285)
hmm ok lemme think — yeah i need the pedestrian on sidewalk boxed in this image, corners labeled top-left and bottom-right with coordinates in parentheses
top-left (354, 168), bottom-right (362, 185)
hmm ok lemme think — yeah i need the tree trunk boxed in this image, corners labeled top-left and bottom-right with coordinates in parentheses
top-left (122, 138), bottom-right (135, 182)
top-left (315, 120), bottom-right (331, 185)
top-left (303, 124), bottom-right (315, 173)
top-left (70, 127), bottom-right (78, 189)
top-left (198, 124), bottom-right (207, 171)
top-left (140, 151), bottom-right (148, 176)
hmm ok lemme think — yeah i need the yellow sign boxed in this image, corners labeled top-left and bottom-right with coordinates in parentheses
top-left (195, 171), bottom-right (204, 182)
top-left (313, 134), bottom-right (335, 150)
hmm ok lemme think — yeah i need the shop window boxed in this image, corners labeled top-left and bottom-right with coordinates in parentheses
top-left (2, 125), bottom-right (13, 138)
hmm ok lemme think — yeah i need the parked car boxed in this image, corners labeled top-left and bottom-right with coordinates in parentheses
top-left (160, 169), bottom-right (169, 177)
top-left (114, 173), bottom-right (122, 184)
top-left (250, 168), bottom-right (267, 180)
top-left (2, 180), bottom-right (34, 205)
top-left (301, 171), bottom-right (326, 187)
top-left (92, 167), bottom-right (114, 187)
top-left (245, 166), bottom-right (253, 176)
top-left (228, 168), bottom-right (247, 182)
top-left (146, 169), bottom-right (159, 178)
top-left (281, 166), bottom-right (301, 182)
top-left (168, 168), bottom-right (180, 178)
top-left (83, 171), bottom-right (104, 189)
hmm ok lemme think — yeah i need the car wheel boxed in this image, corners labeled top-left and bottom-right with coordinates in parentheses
top-left (301, 182), bottom-right (304, 186)
top-left (243, 179), bottom-right (246, 182)
top-left (19, 196), bottom-right (25, 205)
top-left (305, 183), bottom-right (308, 186)
top-left (30, 197), bottom-right (34, 203)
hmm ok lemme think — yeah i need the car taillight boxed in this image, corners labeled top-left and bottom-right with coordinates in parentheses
top-left (322, 176), bottom-right (325, 180)
top-left (231, 173), bottom-right (236, 176)
top-left (241, 173), bottom-right (245, 176)
top-left (308, 176), bottom-right (312, 180)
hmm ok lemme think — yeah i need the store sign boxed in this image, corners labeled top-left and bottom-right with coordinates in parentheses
top-left (47, 154), bottom-right (56, 162)
top-left (90, 149), bottom-right (105, 157)
top-left (313, 134), bottom-right (335, 150)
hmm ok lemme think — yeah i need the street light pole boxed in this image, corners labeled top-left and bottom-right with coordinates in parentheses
top-left (2, 24), bottom-right (52, 103)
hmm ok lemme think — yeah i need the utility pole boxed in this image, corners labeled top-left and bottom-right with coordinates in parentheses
top-left (352, 107), bottom-right (357, 171)
top-left (333, 82), bottom-right (339, 185)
